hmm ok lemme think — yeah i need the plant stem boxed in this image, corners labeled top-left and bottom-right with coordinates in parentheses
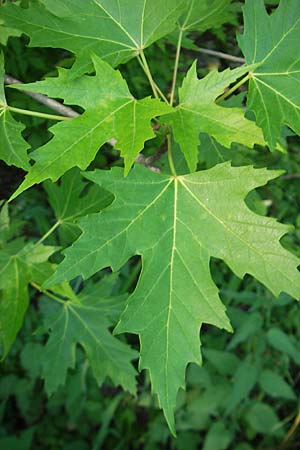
top-left (170, 29), bottom-right (183, 105)
top-left (167, 133), bottom-right (177, 177)
top-left (216, 73), bottom-right (251, 103)
top-left (6, 105), bottom-right (72, 121)
top-left (30, 281), bottom-right (66, 305)
top-left (35, 220), bottom-right (60, 246)
top-left (138, 51), bottom-right (160, 99)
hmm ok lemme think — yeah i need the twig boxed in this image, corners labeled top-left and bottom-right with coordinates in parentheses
top-left (283, 173), bottom-right (300, 180)
top-left (197, 48), bottom-right (245, 64)
top-left (4, 73), bottom-right (161, 171)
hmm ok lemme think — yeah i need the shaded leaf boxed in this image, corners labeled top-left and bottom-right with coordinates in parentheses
top-left (40, 277), bottom-right (137, 396)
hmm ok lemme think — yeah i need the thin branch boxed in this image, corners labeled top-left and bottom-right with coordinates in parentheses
top-left (197, 48), bottom-right (245, 64)
top-left (5, 74), bottom-right (80, 118)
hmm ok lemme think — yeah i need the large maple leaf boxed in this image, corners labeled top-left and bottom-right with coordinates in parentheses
top-left (0, 0), bottom-right (185, 72)
top-left (9, 55), bottom-right (170, 200)
top-left (167, 62), bottom-right (266, 171)
top-left (46, 163), bottom-right (300, 432)
top-left (238, 0), bottom-right (300, 147)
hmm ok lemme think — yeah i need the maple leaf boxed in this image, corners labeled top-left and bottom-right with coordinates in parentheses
top-left (0, 53), bottom-right (30, 170)
top-left (9, 55), bottom-right (170, 200)
top-left (44, 168), bottom-right (113, 244)
top-left (0, 0), bottom-right (185, 72)
top-left (167, 62), bottom-right (266, 171)
top-left (238, 0), bottom-right (300, 148)
top-left (45, 164), bottom-right (300, 432)
top-left (178, 0), bottom-right (234, 32)
top-left (40, 274), bottom-right (137, 396)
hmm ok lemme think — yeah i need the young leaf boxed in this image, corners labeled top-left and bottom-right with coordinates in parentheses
top-left (40, 277), bottom-right (137, 396)
top-left (167, 62), bottom-right (265, 171)
top-left (238, 0), bottom-right (300, 147)
top-left (0, 53), bottom-right (30, 170)
top-left (45, 163), bottom-right (300, 431)
top-left (9, 56), bottom-right (170, 200)
top-left (178, 0), bottom-right (234, 32)
top-left (0, 0), bottom-right (185, 71)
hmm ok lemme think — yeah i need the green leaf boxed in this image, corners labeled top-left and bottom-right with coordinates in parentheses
top-left (238, 0), bottom-right (300, 147)
top-left (0, 242), bottom-right (56, 357)
top-left (179, 0), bottom-right (234, 32)
top-left (0, 0), bottom-right (185, 71)
top-left (0, 53), bottom-right (30, 170)
top-left (203, 421), bottom-right (232, 450)
top-left (45, 163), bottom-right (300, 431)
top-left (245, 402), bottom-right (282, 435)
top-left (44, 168), bottom-right (113, 244)
top-left (9, 56), bottom-right (170, 200)
top-left (259, 370), bottom-right (296, 400)
top-left (225, 359), bottom-right (259, 415)
top-left (40, 277), bottom-right (137, 396)
top-left (167, 62), bottom-right (266, 171)
top-left (267, 327), bottom-right (300, 363)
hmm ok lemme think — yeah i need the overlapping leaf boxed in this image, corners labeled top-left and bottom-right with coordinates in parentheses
top-left (238, 0), bottom-right (300, 147)
top-left (40, 275), bottom-right (137, 396)
top-left (178, 0), bottom-right (234, 32)
top-left (44, 168), bottom-right (113, 244)
top-left (0, 53), bottom-right (30, 170)
top-left (167, 62), bottom-right (266, 171)
top-left (45, 163), bottom-right (300, 431)
top-left (9, 56), bottom-right (170, 200)
top-left (0, 0), bottom-right (185, 72)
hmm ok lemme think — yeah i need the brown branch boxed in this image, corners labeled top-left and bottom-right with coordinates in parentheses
top-left (197, 48), bottom-right (245, 64)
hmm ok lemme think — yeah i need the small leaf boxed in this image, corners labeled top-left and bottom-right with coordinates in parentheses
top-left (245, 402), bottom-right (282, 435)
top-left (167, 62), bottom-right (265, 171)
top-left (267, 328), bottom-right (300, 363)
top-left (259, 370), bottom-right (296, 400)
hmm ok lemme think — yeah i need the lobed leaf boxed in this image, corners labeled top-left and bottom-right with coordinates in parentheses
top-left (46, 163), bottom-right (300, 431)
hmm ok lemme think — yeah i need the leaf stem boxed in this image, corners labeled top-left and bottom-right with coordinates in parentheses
top-left (30, 281), bottom-right (66, 305)
top-left (137, 55), bottom-right (168, 102)
top-left (167, 133), bottom-right (177, 177)
top-left (35, 220), bottom-right (61, 246)
top-left (216, 72), bottom-right (251, 104)
top-left (5, 105), bottom-right (72, 121)
top-left (170, 29), bottom-right (183, 105)
top-left (138, 51), bottom-right (160, 99)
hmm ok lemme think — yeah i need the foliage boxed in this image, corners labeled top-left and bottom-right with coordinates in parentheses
top-left (0, 0), bottom-right (300, 446)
